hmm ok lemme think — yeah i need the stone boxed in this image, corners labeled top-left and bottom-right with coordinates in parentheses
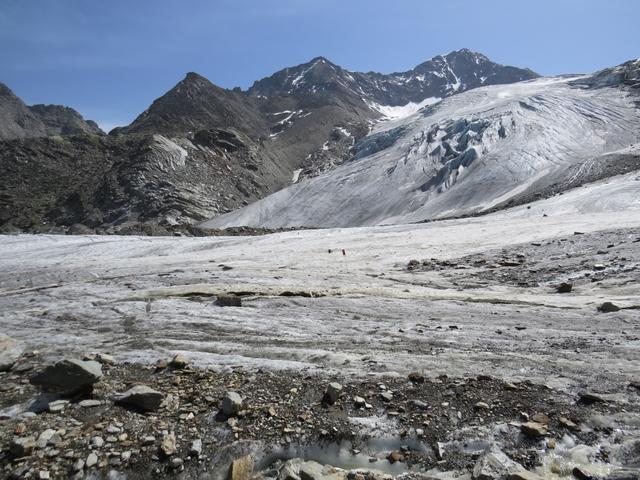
top-left (30, 359), bottom-right (102, 395)
top-left (78, 399), bottom-right (102, 408)
top-left (556, 282), bottom-right (573, 293)
top-left (141, 436), bottom-right (155, 446)
top-left (170, 457), bottom-right (183, 469)
top-left (409, 399), bottom-right (428, 410)
top-left (473, 448), bottom-right (523, 480)
top-left (113, 385), bottom-right (164, 412)
top-left (216, 294), bottom-right (242, 307)
top-left (160, 432), bottom-right (177, 456)
top-left (86, 452), bottom-right (98, 468)
top-left (36, 429), bottom-right (56, 448)
top-left (10, 436), bottom-right (36, 457)
top-left (48, 399), bottom-right (69, 413)
top-left (222, 391), bottom-right (243, 416)
top-left (521, 421), bottom-right (548, 438)
top-left (387, 451), bottom-right (405, 463)
top-left (72, 459), bottom-right (85, 472)
top-left (170, 354), bottom-right (188, 369)
top-left (353, 396), bottom-right (366, 407)
top-left (95, 353), bottom-right (115, 365)
top-left (578, 392), bottom-right (606, 405)
top-left (598, 302), bottom-right (620, 313)
top-left (228, 455), bottom-right (254, 480)
top-left (380, 391), bottom-right (393, 402)
top-left (323, 383), bottom-right (343, 405)
top-left (0, 334), bottom-right (24, 372)
top-left (38, 471), bottom-right (50, 480)
top-left (559, 416), bottom-right (579, 431)
top-left (190, 438), bottom-right (202, 457)
top-left (475, 401), bottom-right (490, 410)
top-left (298, 461), bottom-right (345, 480)
top-left (531, 413), bottom-right (549, 424)
top-left (408, 372), bottom-right (425, 383)
top-left (91, 436), bottom-right (104, 448)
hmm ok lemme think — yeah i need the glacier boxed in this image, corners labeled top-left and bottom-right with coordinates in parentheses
top-left (203, 65), bottom-right (640, 229)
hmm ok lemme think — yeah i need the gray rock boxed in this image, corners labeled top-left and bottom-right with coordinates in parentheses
top-left (36, 429), bottom-right (56, 448)
top-left (86, 452), bottom-right (98, 468)
top-left (72, 459), bottom-right (85, 472)
top-left (190, 438), bottom-right (202, 457)
top-left (473, 447), bottom-right (523, 480)
top-left (30, 359), bottom-right (102, 395)
top-left (78, 399), bottom-right (102, 408)
top-left (0, 334), bottom-right (23, 372)
top-left (323, 383), bottom-right (342, 405)
top-left (222, 391), bottom-right (243, 416)
top-left (380, 391), bottom-right (393, 402)
top-left (113, 385), bottom-right (164, 411)
top-left (10, 436), bottom-right (36, 457)
top-left (409, 399), bottom-right (429, 410)
top-left (91, 436), bottom-right (104, 448)
top-left (48, 399), bottom-right (69, 413)
top-left (353, 396), bottom-right (366, 407)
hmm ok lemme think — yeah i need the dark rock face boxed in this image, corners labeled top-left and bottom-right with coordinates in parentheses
top-left (0, 82), bottom-right (103, 140)
top-left (248, 49), bottom-right (539, 105)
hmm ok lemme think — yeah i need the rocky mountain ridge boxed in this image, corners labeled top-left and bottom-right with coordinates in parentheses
top-left (0, 50), bottom-right (541, 233)
top-left (0, 82), bottom-right (103, 140)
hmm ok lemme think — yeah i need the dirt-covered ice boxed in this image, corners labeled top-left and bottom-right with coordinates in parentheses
top-left (1, 178), bottom-right (638, 396)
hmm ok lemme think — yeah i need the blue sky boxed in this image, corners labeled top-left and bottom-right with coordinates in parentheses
top-left (1, 0), bottom-right (638, 132)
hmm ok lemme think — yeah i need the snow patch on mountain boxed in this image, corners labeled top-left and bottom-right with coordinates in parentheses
top-left (367, 97), bottom-right (441, 120)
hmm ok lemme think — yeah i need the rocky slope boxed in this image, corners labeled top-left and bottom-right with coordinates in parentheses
top-left (204, 59), bottom-right (640, 229)
top-left (0, 82), bottom-right (103, 140)
top-left (1, 50), bottom-right (539, 233)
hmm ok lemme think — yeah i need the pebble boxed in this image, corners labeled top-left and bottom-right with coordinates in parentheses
top-left (86, 452), bottom-right (98, 468)
top-left (190, 438), bottom-right (203, 457)
top-left (160, 431), bottom-right (177, 456)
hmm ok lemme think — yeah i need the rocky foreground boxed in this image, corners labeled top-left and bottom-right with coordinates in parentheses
top-left (0, 345), bottom-right (639, 480)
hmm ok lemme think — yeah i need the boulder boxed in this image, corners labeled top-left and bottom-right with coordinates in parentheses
top-left (0, 334), bottom-right (23, 372)
top-left (170, 354), bottom-right (188, 369)
top-left (30, 359), bottom-right (102, 395)
top-left (113, 385), bottom-right (164, 412)
top-left (520, 421), bottom-right (548, 438)
top-left (228, 455), bottom-right (254, 480)
top-left (222, 391), bottom-right (243, 416)
top-left (323, 383), bottom-right (343, 405)
top-left (217, 294), bottom-right (242, 307)
top-left (598, 302), bottom-right (620, 313)
top-left (556, 282), bottom-right (573, 293)
top-left (473, 447), bottom-right (524, 480)
top-left (160, 431), bottom-right (177, 456)
top-left (10, 436), bottom-right (36, 457)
